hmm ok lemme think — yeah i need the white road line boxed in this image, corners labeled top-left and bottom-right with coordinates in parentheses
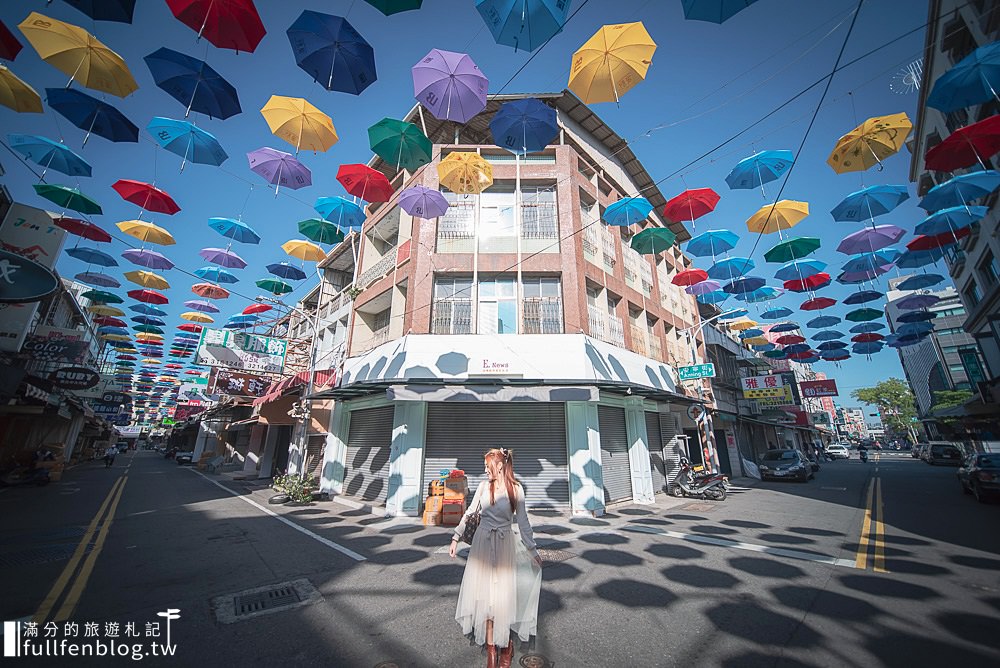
top-left (185, 468), bottom-right (366, 562)
top-left (622, 524), bottom-right (859, 569)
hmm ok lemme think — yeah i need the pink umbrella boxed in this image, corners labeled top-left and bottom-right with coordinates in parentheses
top-left (199, 247), bottom-right (247, 269)
top-left (412, 48), bottom-right (488, 123)
top-left (836, 224), bottom-right (905, 255)
top-left (247, 147), bottom-right (312, 195)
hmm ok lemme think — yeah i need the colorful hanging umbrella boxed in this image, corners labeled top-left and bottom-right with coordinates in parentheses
top-left (686, 229), bottom-right (738, 257)
top-left (314, 196), bottom-right (365, 228)
top-left (801, 297), bottom-right (836, 311)
top-left (762, 349), bottom-right (786, 359)
top-left (567, 22), bottom-right (656, 104)
top-left (17, 12), bottom-right (138, 97)
top-left (837, 266), bottom-right (892, 284)
top-left (247, 147), bottom-right (312, 193)
top-left (918, 170), bottom-right (1000, 212)
top-left (696, 290), bottom-right (729, 305)
top-left (412, 48), bottom-right (488, 122)
top-left (191, 283), bottom-right (230, 300)
top-left (489, 97), bottom-right (559, 154)
top-left (631, 228), bottom-right (677, 255)
top-left (122, 249), bottom-right (175, 270)
top-left (81, 289), bottom-right (123, 304)
top-left (725, 149), bottom-right (792, 192)
top-left (843, 290), bottom-right (882, 305)
top-left (143, 46), bottom-right (240, 119)
top-left (736, 286), bottom-right (781, 303)
top-left (763, 236), bottom-right (820, 263)
top-left (775, 334), bottom-right (806, 345)
top-left (437, 153), bottom-right (493, 194)
top-left (34, 183), bottom-right (102, 214)
top-left (775, 259), bottom-right (826, 282)
top-left (896, 273), bottom-right (944, 291)
top-left (830, 184), bottom-right (909, 222)
top-left (852, 333), bottom-right (885, 344)
top-left (742, 336), bottom-right (769, 346)
top-left (672, 269), bottom-right (709, 287)
top-left (8, 134), bottom-right (92, 177)
top-left (286, 10), bottom-right (376, 95)
top-left (896, 322), bottom-right (934, 337)
top-left (127, 289), bottom-right (168, 305)
top-left (111, 180), bottom-right (180, 215)
top-left (183, 299), bottom-right (219, 313)
top-left (603, 197), bottom-right (653, 226)
top-left (719, 309), bottom-right (750, 321)
top-left (399, 186), bottom-right (449, 219)
top-left (685, 279), bottom-right (721, 295)
top-left (476, 0), bottom-right (569, 51)
top-left (55, 217), bottom-right (111, 242)
top-left (45, 87), bottom-right (138, 145)
top-left (852, 342), bottom-right (883, 355)
top-left (256, 278), bottom-right (294, 295)
top-left (261, 95), bottom-right (338, 154)
top-left (134, 325), bottom-right (165, 334)
top-left (90, 304), bottom-right (125, 316)
top-left (282, 239), bottom-right (326, 262)
top-left (783, 273), bottom-right (831, 292)
top-left (827, 112), bottom-right (912, 173)
top-left (836, 225), bottom-right (905, 255)
top-left (178, 323), bottom-right (204, 333)
top-left (663, 188), bottom-right (719, 224)
top-left (728, 319), bottom-right (759, 331)
top-left (75, 271), bottom-right (119, 288)
top-left (816, 341), bottom-right (848, 351)
top-left (194, 266), bottom-right (239, 284)
top-left (368, 117), bottom-right (432, 171)
top-left (769, 322), bottom-right (800, 333)
top-left (0, 64), bottom-right (42, 113)
top-left (117, 220), bottom-right (175, 246)
top-left (243, 303), bottom-right (272, 315)
top-left (199, 247), bottom-right (247, 269)
top-left (707, 256), bottom-right (754, 280)
top-left (298, 218), bottom-right (345, 245)
top-left (66, 246), bottom-right (117, 266)
top-left (850, 322), bottom-right (886, 334)
top-left (337, 163), bottom-right (395, 201)
top-left (180, 311), bottom-right (214, 323)
top-left (723, 276), bottom-right (765, 294)
top-left (924, 115), bottom-right (1000, 171)
top-left (760, 307), bottom-right (793, 320)
top-left (896, 294), bottom-right (940, 311)
top-left (841, 249), bottom-right (899, 274)
top-left (130, 303), bottom-right (167, 316)
top-left (845, 308), bottom-right (883, 322)
top-left (266, 262), bottom-right (308, 281)
top-left (682, 0), bottom-right (760, 23)
top-left (208, 217), bottom-right (260, 244)
top-left (926, 40), bottom-right (1000, 113)
top-left (746, 200), bottom-right (808, 235)
top-left (123, 270), bottom-right (169, 290)
top-left (165, 0), bottom-right (265, 53)
top-left (0, 18), bottom-right (24, 60)
top-left (363, 0), bottom-right (422, 15)
top-left (895, 247), bottom-right (945, 269)
top-left (914, 205), bottom-right (987, 237)
top-left (807, 315), bottom-right (841, 328)
top-left (147, 117), bottom-right (228, 169)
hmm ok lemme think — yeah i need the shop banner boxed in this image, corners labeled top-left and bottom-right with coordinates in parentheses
top-left (741, 374), bottom-right (785, 399)
top-left (178, 376), bottom-right (215, 403)
top-left (756, 385), bottom-right (796, 408)
top-left (799, 379), bottom-right (839, 398)
top-left (22, 325), bottom-right (90, 364)
top-left (174, 404), bottom-right (207, 421)
top-left (196, 328), bottom-right (288, 373)
top-left (210, 369), bottom-right (271, 397)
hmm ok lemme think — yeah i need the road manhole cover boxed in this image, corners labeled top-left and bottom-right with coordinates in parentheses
top-left (212, 578), bottom-right (322, 624)
top-left (520, 653), bottom-right (553, 668)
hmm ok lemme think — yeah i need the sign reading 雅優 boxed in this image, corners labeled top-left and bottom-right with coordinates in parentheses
top-left (196, 328), bottom-right (288, 373)
top-left (741, 374), bottom-right (785, 399)
top-left (678, 363), bottom-right (715, 381)
top-left (799, 379), bottom-right (839, 398)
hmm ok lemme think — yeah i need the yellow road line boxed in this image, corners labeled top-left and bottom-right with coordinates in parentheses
top-left (873, 477), bottom-right (887, 573)
top-left (33, 477), bottom-right (124, 623)
top-left (855, 477), bottom-right (875, 570)
top-left (53, 475), bottom-right (128, 622)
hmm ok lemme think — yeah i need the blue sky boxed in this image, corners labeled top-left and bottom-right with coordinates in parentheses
top-left (0, 0), bottom-right (935, 405)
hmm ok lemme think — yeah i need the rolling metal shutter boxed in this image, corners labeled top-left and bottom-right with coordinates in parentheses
top-left (424, 403), bottom-right (569, 510)
top-left (659, 413), bottom-right (682, 494)
top-left (646, 412), bottom-right (667, 494)
top-left (344, 405), bottom-right (395, 504)
top-left (304, 434), bottom-right (327, 481)
top-left (598, 405), bottom-right (632, 503)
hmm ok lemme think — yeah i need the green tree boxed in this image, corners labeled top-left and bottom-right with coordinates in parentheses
top-left (852, 378), bottom-right (918, 439)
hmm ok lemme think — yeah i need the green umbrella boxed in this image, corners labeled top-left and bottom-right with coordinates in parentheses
top-left (256, 278), bottom-right (293, 295)
top-left (33, 183), bottom-right (103, 215)
top-left (81, 289), bottom-right (123, 304)
top-left (363, 0), bottom-right (422, 14)
top-left (844, 307), bottom-right (882, 322)
top-left (368, 117), bottom-right (433, 172)
top-left (133, 324), bottom-right (164, 334)
top-left (763, 237), bottom-right (821, 263)
top-left (297, 218), bottom-right (346, 245)
top-left (629, 227), bottom-right (677, 254)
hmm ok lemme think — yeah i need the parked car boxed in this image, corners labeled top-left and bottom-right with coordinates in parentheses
top-left (958, 453), bottom-right (1000, 502)
top-left (175, 451), bottom-right (195, 465)
top-left (927, 444), bottom-right (963, 466)
top-left (911, 443), bottom-right (926, 458)
top-left (758, 449), bottom-right (813, 482)
top-left (826, 444), bottom-right (850, 459)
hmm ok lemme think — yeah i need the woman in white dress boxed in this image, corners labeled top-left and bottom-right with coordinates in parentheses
top-left (449, 448), bottom-right (543, 668)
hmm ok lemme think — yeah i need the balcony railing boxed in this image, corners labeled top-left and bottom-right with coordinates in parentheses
top-left (588, 305), bottom-right (625, 347)
top-left (370, 325), bottom-right (391, 349)
top-left (649, 337), bottom-right (663, 363)
top-left (522, 297), bottom-right (563, 334)
top-left (357, 244), bottom-right (399, 288)
top-left (629, 324), bottom-right (649, 357)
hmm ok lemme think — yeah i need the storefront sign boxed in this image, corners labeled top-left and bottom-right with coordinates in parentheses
top-left (101, 391), bottom-right (131, 405)
top-left (0, 249), bottom-right (59, 304)
top-left (50, 366), bottom-right (100, 390)
top-left (93, 403), bottom-right (123, 415)
top-left (196, 328), bottom-right (288, 373)
top-left (178, 376), bottom-right (214, 403)
top-left (756, 385), bottom-right (797, 408)
top-left (741, 374), bottom-right (785, 399)
top-left (474, 357), bottom-right (518, 375)
top-left (799, 379), bottom-right (839, 398)
top-left (174, 404), bottom-right (207, 421)
top-left (22, 325), bottom-right (90, 364)
top-left (210, 369), bottom-right (270, 397)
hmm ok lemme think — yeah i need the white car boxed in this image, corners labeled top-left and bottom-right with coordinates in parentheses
top-left (826, 444), bottom-right (850, 459)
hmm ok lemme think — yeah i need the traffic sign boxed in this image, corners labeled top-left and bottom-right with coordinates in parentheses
top-left (687, 404), bottom-right (706, 422)
top-left (678, 363), bottom-right (715, 381)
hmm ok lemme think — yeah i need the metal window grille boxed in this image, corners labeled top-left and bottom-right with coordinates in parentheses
top-left (522, 297), bottom-right (563, 334)
top-left (521, 201), bottom-right (559, 239)
top-left (431, 298), bottom-right (472, 334)
top-left (438, 196), bottom-right (475, 239)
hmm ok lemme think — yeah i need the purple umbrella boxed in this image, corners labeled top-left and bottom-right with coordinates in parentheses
top-left (122, 249), bottom-right (175, 270)
top-left (184, 299), bottom-right (220, 313)
top-left (896, 294), bottom-right (941, 311)
top-left (399, 185), bottom-right (449, 219)
top-left (837, 264), bottom-right (892, 284)
top-left (836, 224), bottom-right (906, 255)
top-left (685, 279), bottom-right (722, 295)
top-left (412, 49), bottom-right (488, 123)
top-left (247, 147), bottom-right (312, 195)
top-left (75, 271), bottom-right (121, 288)
top-left (199, 247), bottom-right (247, 269)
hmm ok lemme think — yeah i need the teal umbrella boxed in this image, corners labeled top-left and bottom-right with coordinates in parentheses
top-left (297, 218), bottom-right (346, 245)
top-left (630, 228), bottom-right (677, 254)
top-left (81, 289), bottom-right (123, 304)
top-left (255, 278), bottom-right (294, 295)
top-left (368, 117), bottom-right (432, 171)
top-left (34, 183), bottom-right (102, 214)
top-left (845, 308), bottom-right (882, 322)
top-left (363, 0), bottom-right (422, 16)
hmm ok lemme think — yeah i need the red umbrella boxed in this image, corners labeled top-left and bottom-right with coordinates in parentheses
top-left (852, 333), bottom-right (885, 343)
top-left (907, 227), bottom-right (969, 251)
top-left (112, 180), bottom-right (181, 215)
top-left (783, 273), bottom-right (831, 293)
top-left (662, 188), bottom-right (720, 223)
top-left (800, 297), bottom-right (837, 311)
top-left (243, 303), bottom-right (273, 315)
top-left (164, 363), bottom-right (183, 369)
top-left (117, 354), bottom-right (137, 361)
top-left (178, 323), bottom-right (203, 333)
top-left (924, 115), bottom-right (1000, 171)
top-left (788, 350), bottom-right (818, 360)
top-left (54, 217), bottom-right (112, 242)
top-left (671, 268), bottom-right (709, 287)
top-left (165, 0), bottom-right (265, 53)
top-left (0, 19), bottom-right (23, 60)
top-left (192, 283), bottom-right (230, 299)
top-left (94, 316), bottom-right (127, 327)
top-left (775, 334), bottom-right (806, 345)
top-left (184, 370), bottom-right (202, 375)
top-left (337, 164), bottom-right (394, 202)
top-left (128, 289), bottom-right (169, 305)
top-left (136, 338), bottom-right (164, 346)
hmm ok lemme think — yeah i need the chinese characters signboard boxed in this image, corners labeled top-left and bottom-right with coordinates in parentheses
top-left (210, 369), bottom-right (270, 398)
top-left (196, 328), bottom-right (288, 373)
top-left (740, 374), bottom-right (785, 399)
top-left (678, 363), bottom-right (715, 380)
top-left (799, 379), bottom-right (839, 398)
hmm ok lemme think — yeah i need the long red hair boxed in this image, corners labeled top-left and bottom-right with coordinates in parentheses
top-left (485, 448), bottom-right (519, 513)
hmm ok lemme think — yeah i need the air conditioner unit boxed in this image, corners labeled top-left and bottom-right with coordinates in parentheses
top-left (738, 399), bottom-right (761, 415)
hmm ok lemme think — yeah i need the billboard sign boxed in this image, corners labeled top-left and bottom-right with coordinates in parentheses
top-left (210, 369), bottom-right (271, 397)
top-left (0, 249), bottom-right (59, 304)
top-left (196, 328), bottom-right (287, 373)
top-left (49, 366), bottom-right (100, 390)
top-left (22, 325), bottom-right (90, 364)
top-left (741, 374), bottom-right (785, 399)
top-left (174, 404), bottom-right (207, 421)
top-left (799, 379), bottom-right (839, 398)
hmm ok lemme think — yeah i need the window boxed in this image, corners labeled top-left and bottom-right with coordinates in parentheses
top-left (479, 186), bottom-right (517, 253)
top-left (963, 280), bottom-right (983, 307)
top-left (431, 277), bottom-right (472, 334)
top-left (478, 278), bottom-right (517, 334)
top-left (934, 307), bottom-right (967, 318)
top-left (978, 251), bottom-right (999, 286)
top-left (522, 277), bottom-right (563, 334)
top-left (949, 363), bottom-right (967, 375)
top-left (936, 326), bottom-right (966, 336)
top-left (437, 192), bottom-right (476, 252)
top-left (520, 186), bottom-right (558, 240)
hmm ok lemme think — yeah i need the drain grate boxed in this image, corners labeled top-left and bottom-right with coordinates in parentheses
top-left (679, 502), bottom-right (717, 512)
top-left (213, 578), bottom-right (322, 624)
top-left (520, 653), bottom-right (553, 668)
top-left (234, 585), bottom-right (301, 617)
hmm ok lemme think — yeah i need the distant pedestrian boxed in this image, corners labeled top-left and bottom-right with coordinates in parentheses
top-left (103, 447), bottom-right (116, 468)
top-left (449, 448), bottom-right (543, 668)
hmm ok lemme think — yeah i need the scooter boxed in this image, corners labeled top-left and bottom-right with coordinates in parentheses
top-left (859, 449), bottom-right (869, 463)
top-left (673, 457), bottom-right (728, 501)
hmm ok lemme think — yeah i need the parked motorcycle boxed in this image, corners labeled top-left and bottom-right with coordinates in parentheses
top-left (0, 465), bottom-right (51, 487)
top-left (673, 457), bottom-right (728, 500)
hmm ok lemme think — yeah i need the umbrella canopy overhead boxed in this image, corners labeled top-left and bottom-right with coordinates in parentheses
top-left (143, 47), bottom-right (241, 119)
top-left (199, 247), bottom-right (247, 269)
top-left (55, 216), bottom-right (111, 242)
top-left (247, 147), bottom-right (312, 192)
top-left (827, 112), bottom-right (912, 173)
top-left (437, 152), bottom-right (493, 194)
top-left (337, 163), bottom-right (394, 201)
top-left (914, 205), bottom-right (987, 237)
top-left (774, 259), bottom-right (826, 282)
top-left (0, 64), bottom-right (42, 114)
top-left (191, 283), bottom-right (230, 299)
top-left (896, 273), bottom-right (944, 291)
top-left (298, 218), bottom-right (345, 245)
top-left (843, 290), bottom-right (883, 305)
top-left (567, 22), bottom-right (656, 104)
top-left (603, 197), bottom-right (653, 226)
top-left (368, 117), bottom-right (432, 171)
top-left (725, 149), bottom-right (792, 191)
top-left (76, 271), bottom-right (120, 288)
top-left (895, 247), bottom-right (945, 269)
top-left (34, 183), bottom-right (101, 214)
top-left (128, 289), bottom-right (168, 305)
top-left (687, 229), bottom-right (738, 257)
top-left (631, 228), bottom-right (677, 255)
top-left (682, 0), bottom-right (761, 23)
top-left (261, 95), bottom-right (338, 153)
top-left (282, 239), bottom-right (326, 262)
top-left (841, 249), bottom-right (899, 274)
top-left (266, 262), bottom-right (308, 281)
top-left (208, 217), bottom-right (260, 244)
top-left (130, 303), bottom-right (167, 316)
top-left (489, 98), bottom-right (559, 155)
top-left (399, 186), bottom-right (449, 220)
top-left (117, 219), bottom-right (175, 245)
top-left (112, 179), bottom-right (180, 214)
top-left (183, 299), bottom-right (219, 313)
top-left (45, 87), bottom-right (138, 145)
top-left (67, 246), bottom-right (117, 266)
top-left (256, 278), bottom-right (293, 295)
top-left (783, 272), bottom-right (831, 293)
top-left (807, 315), bottom-right (841, 328)
top-left (147, 117), bottom-right (228, 169)
top-left (707, 256), bottom-right (754, 280)
top-left (850, 322), bottom-right (886, 334)
top-left (926, 40), bottom-right (1000, 113)
top-left (122, 249), bottom-right (174, 270)
top-left (663, 188), bottom-right (720, 223)
top-left (476, 0), bottom-right (570, 52)
top-left (760, 307), bottom-right (793, 320)
top-left (723, 276), bottom-right (765, 294)
top-left (836, 225), bottom-right (906, 255)
top-left (764, 236), bottom-right (820, 263)
top-left (165, 0), bottom-right (265, 53)
top-left (845, 308), bottom-right (883, 322)
top-left (696, 290), bottom-right (728, 304)
top-left (896, 294), bottom-right (941, 311)
top-left (685, 279), bottom-right (721, 295)
top-left (412, 48), bottom-right (488, 122)
top-left (315, 195), bottom-right (365, 228)
top-left (918, 170), bottom-right (1000, 212)
top-left (830, 184), bottom-right (909, 222)
top-left (180, 311), bottom-right (214, 323)
top-left (746, 200), bottom-right (809, 234)
top-left (672, 268), bottom-right (709, 287)
top-left (287, 11), bottom-right (376, 95)
top-left (924, 115), bottom-right (1000, 171)
top-left (8, 134), bottom-right (91, 177)
top-left (800, 297), bottom-right (836, 311)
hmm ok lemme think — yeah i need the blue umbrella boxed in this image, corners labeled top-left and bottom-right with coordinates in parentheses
top-left (723, 276), bottom-right (766, 294)
top-left (725, 149), bottom-right (792, 191)
top-left (853, 342), bottom-right (883, 355)
top-left (8, 134), bottom-right (92, 177)
top-left (66, 247), bottom-right (117, 267)
top-left (708, 256), bottom-right (755, 280)
top-left (760, 307), bottom-right (793, 320)
top-left (895, 248), bottom-right (944, 269)
top-left (896, 273), bottom-right (944, 291)
top-left (897, 310), bottom-right (936, 324)
top-left (476, 0), bottom-right (571, 51)
top-left (718, 309), bottom-right (749, 320)
top-left (817, 341), bottom-right (848, 351)
top-left (784, 343), bottom-right (811, 354)
top-left (770, 322), bottom-right (800, 333)
top-left (315, 196), bottom-right (365, 228)
top-left (926, 40), bottom-right (1000, 113)
top-left (735, 286), bottom-right (780, 302)
top-left (841, 249), bottom-right (900, 274)
top-left (129, 303), bottom-right (168, 316)
top-left (224, 321), bottom-right (256, 329)
top-left (843, 290), bottom-right (883, 305)
top-left (812, 329), bottom-right (844, 341)
top-left (807, 315), bottom-right (841, 328)
top-left (75, 271), bottom-right (121, 288)
top-left (887, 334), bottom-right (926, 349)
top-left (775, 259), bottom-right (826, 281)
top-left (287, 11), bottom-right (376, 95)
top-left (850, 322), bottom-right (885, 333)
top-left (686, 229), bottom-right (739, 257)
top-left (918, 170), bottom-right (1000, 212)
top-left (603, 197), bottom-right (653, 226)
top-left (45, 88), bottom-right (138, 145)
top-left (62, 0), bottom-right (137, 23)
top-left (194, 266), bottom-right (239, 284)
top-left (682, 0), bottom-right (760, 23)
top-left (490, 98), bottom-right (558, 155)
top-left (132, 315), bottom-right (166, 326)
top-left (267, 262), bottom-right (309, 280)
top-left (798, 355), bottom-right (821, 364)
top-left (209, 217), bottom-right (261, 244)
top-left (144, 47), bottom-right (242, 120)
top-left (830, 184), bottom-right (909, 222)
top-left (98, 326), bottom-right (129, 335)
top-left (146, 117), bottom-right (228, 170)
top-left (228, 314), bottom-right (260, 324)
top-left (697, 290), bottom-right (729, 305)
top-left (821, 349), bottom-right (850, 360)
top-left (738, 328), bottom-right (764, 338)
top-left (752, 343), bottom-right (776, 352)
top-left (915, 205), bottom-right (988, 236)
top-left (897, 322), bottom-right (935, 337)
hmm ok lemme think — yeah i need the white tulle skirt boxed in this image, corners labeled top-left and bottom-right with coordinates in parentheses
top-left (456, 524), bottom-right (542, 649)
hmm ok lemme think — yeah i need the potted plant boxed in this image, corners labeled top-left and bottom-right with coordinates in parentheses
top-left (269, 473), bottom-right (315, 505)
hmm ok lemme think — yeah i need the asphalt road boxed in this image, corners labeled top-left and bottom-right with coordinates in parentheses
top-left (1, 449), bottom-right (998, 667)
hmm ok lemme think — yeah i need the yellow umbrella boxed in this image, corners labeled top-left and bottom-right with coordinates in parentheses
top-left (124, 270), bottom-right (170, 290)
top-left (101, 333), bottom-right (131, 342)
top-left (827, 112), bottom-right (912, 173)
top-left (568, 22), bottom-right (656, 104)
top-left (141, 358), bottom-right (162, 365)
top-left (117, 220), bottom-right (175, 246)
top-left (746, 200), bottom-right (809, 235)
top-left (180, 311), bottom-right (214, 323)
top-left (260, 95), bottom-right (338, 153)
top-left (437, 152), bottom-right (493, 194)
top-left (742, 336), bottom-right (769, 346)
top-left (88, 304), bottom-right (125, 316)
top-left (17, 12), bottom-right (138, 98)
top-left (282, 239), bottom-right (326, 262)
top-left (0, 64), bottom-right (43, 113)
top-left (137, 333), bottom-right (164, 341)
top-left (729, 320), bottom-right (758, 331)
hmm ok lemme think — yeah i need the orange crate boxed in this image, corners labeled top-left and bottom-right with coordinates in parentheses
top-left (422, 510), bottom-right (442, 526)
top-left (424, 496), bottom-right (443, 513)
